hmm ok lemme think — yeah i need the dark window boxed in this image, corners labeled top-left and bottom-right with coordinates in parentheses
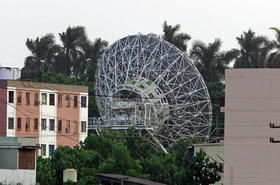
top-left (58, 120), bottom-right (62, 132)
top-left (8, 91), bottom-right (14, 103)
top-left (81, 96), bottom-right (86, 107)
top-left (42, 93), bottom-right (47, 105)
top-left (49, 119), bottom-right (55, 131)
top-left (58, 94), bottom-right (62, 107)
top-left (49, 94), bottom-right (55, 106)
top-left (49, 145), bottom-right (55, 156)
top-left (17, 117), bottom-right (21, 130)
top-left (26, 118), bottom-right (30, 131)
top-left (8, 118), bottom-right (14, 129)
top-left (34, 93), bottom-right (39, 105)
top-left (66, 95), bottom-right (71, 107)
top-left (26, 92), bottom-right (30, 105)
top-left (66, 120), bottom-right (70, 133)
top-left (81, 121), bottom-right (86, 133)
top-left (41, 119), bottom-right (46, 130)
top-left (34, 118), bottom-right (38, 130)
top-left (17, 92), bottom-right (22, 104)
top-left (41, 144), bottom-right (46, 156)
top-left (74, 96), bottom-right (78, 107)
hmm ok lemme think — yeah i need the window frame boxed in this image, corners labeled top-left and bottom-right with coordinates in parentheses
top-left (81, 96), bottom-right (87, 108)
top-left (17, 91), bottom-right (22, 104)
top-left (81, 121), bottom-right (86, 133)
top-left (34, 118), bottom-right (38, 130)
top-left (26, 92), bottom-right (30, 105)
top-left (58, 120), bottom-right (62, 132)
top-left (41, 144), bottom-right (46, 156)
top-left (49, 119), bottom-right (55, 131)
top-left (25, 118), bottom-right (30, 131)
top-left (49, 94), bottom-right (55, 106)
top-left (41, 119), bottom-right (47, 130)
top-left (49, 145), bottom-right (55, 156)
top-left (41, 93), bottom-right (47, 105)
top-left (17, 117), bottom-right (21, 130)
top-left (74, 96), bottom-right (78, 108)
top-left (8, 91), bottom-right (14, 103)
top-left (8, 117), bottom-right (14, 129)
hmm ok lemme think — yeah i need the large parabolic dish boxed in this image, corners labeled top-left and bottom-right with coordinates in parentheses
top-left (95, 34), bottom-right (212, 150)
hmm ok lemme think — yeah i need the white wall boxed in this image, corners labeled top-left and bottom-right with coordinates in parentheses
top-left (39, 89), bottom-right (57, 157)
top-left (6, 87), bottom-right (16, 137)
top-left (79, 93), bottom-right (88, 142)
top-left (0, 169), bottom-right (36, 185)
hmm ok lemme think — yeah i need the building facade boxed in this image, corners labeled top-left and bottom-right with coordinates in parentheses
top-left (224, 69), bottom-right (280, 185)
top-left (0, 137), bottom-right (39, 185)
top-left (0, 80), bottom-right (88, 157)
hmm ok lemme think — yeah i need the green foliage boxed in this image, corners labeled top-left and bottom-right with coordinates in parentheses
top-left (37, 130), bottom-right (221, 185)
top-left (36, 156), bottom-right (56, 185)
top-left (177, 150), bottom-right (221, 185)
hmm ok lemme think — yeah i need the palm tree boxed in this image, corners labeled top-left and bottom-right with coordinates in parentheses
top-left (23, 34), bottom-right (59, 72)
top-left (267, 27), bottom-right (280, 67)
top-left (190, 39), bottom-right (238, 82)
top-left (59, 26), bottom-right (89, 76)
top-left (162, 21), bottom-right (191, 52)
top-left (86, 38), bottom-right (108, 82)
top-left (233, 29), bottom-right (273, 68)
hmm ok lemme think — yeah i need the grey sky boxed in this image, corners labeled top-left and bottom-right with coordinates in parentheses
top-left (0, 0), bottom-right (279, 68)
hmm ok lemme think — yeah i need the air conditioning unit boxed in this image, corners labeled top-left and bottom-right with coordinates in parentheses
top-left (66, 96), bottom-right (71, 100)
top-left (35, 100), bottom-right (40, 105)
top-left (66, 127), bottom-right (70, 133)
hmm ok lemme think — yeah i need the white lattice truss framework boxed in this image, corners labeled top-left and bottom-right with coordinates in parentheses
top-left (95, 34), bottom-right (212, 152)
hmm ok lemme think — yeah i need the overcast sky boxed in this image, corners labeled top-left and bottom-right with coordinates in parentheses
top-left (0, 0), bottom-right (279, 68)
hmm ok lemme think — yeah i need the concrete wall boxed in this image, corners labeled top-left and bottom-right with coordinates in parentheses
top-left (224, 69), bottom-right (280, 185)
top-left (0, 169), bottom-right (36, 185)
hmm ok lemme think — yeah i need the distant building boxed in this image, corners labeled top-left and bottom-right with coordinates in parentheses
top-left (0, 67), bottom-right (21, 80)
top-left (0, 137), bottom-right (39, 185)
top-left (224, 69), bottom-right (280, 185)
top-left (0, 80), bottom-right (88, 157)
top-left (188, 142), bottom-right (224, 185)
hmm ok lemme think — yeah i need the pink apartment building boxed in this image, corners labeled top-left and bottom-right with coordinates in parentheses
top-left (224, 69), bottom-right (280, 185)
top-left (0, 80), bottom-right (88, 157)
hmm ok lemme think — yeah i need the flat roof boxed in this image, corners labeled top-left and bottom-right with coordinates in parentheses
top-left (97, 173), bottom-right (167, 185)
top-left (0, 79), bottom-right (88, 93)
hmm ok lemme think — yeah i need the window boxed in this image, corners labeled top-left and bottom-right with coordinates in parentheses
top-left (66, 120), bottom-right (70, 133)
top-left (81, 96), bottom-right (87, 107)
top-left (8, 91), bottom-right (14, 103)
top-left (49, 119), bottom-right (55, 131)
top-left (34, 93), bottom-right (39, 105)
top-left (66, 95), bottom-right (70, 107)
top-left (74, 96), bottom-right (78, 107)
top-left (41, 93), bottom-right (47, 105)
top-left (81, 121), bottom-right (86, 133)
top-left (34, 118), bottom-right (38, 130)
top-left (58, 94), bottom-right (62, 107)
top-left (49, 94), bottom-right (55, 106)
top-left (17, 92), bottom-right (22, 104)
top-left (58, 120), bottom-right (62, 132)
top-left (41, 144), bottom-right (46, 156)
top-left (17, 118), bottom-right (21, 130)
top-left (26, 92), bottom-right (30, 105)
top-left (25, 118), bottom-right (30, 131)
top-left (8, 118), bottom-right (14, 129)
top-left (49, 145), bottom-right (55, 156)
top-left (41, 119), bottom-right (46, 130)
